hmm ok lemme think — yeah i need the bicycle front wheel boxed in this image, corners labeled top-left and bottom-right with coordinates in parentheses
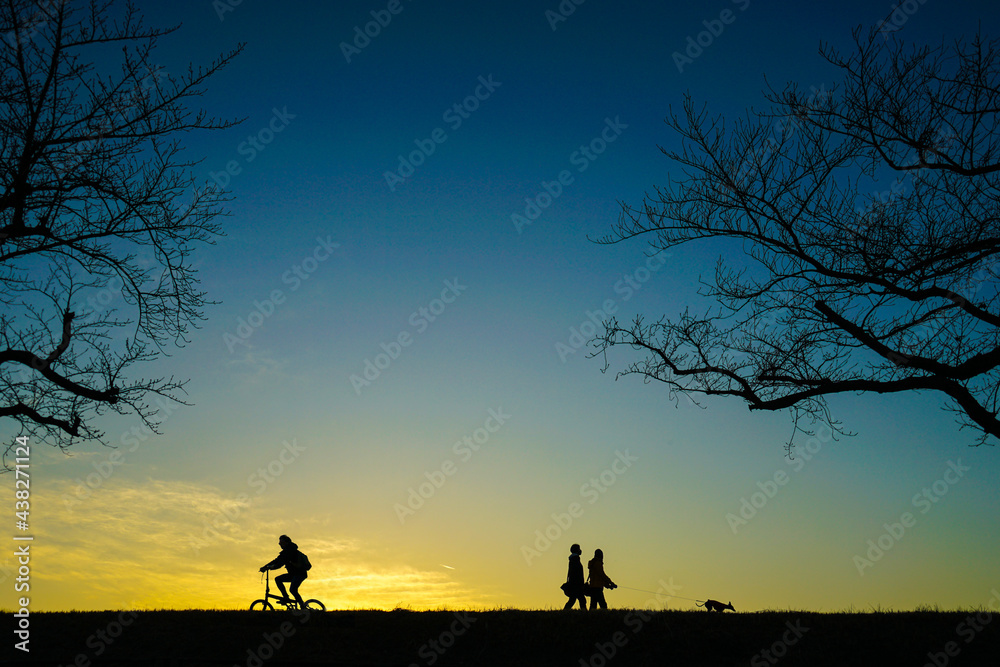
top-left (250, 599), bottom-right (274, 611)
top-left (304, 599), bottom-right (325, 611)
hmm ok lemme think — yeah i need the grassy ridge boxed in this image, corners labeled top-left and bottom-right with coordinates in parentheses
top-left (4, 608), bottom-right (999, 666)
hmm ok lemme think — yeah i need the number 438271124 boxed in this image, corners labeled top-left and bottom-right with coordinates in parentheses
top-left (14, 436), bottom-right (29, 525)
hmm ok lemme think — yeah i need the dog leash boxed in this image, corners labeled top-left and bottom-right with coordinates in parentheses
top-left (615, 585), bottom-right (706, 605)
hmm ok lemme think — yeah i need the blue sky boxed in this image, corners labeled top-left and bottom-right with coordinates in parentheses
top-left (4, 0), bottom-right (1000, 612)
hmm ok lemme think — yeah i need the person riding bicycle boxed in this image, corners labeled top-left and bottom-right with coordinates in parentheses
top-left (259, 534), bottom-right (308, 608)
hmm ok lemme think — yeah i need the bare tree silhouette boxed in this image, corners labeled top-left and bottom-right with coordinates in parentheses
top-left (594, 28), bottom-right (1000, 446)
top-left (0, 0), bottom-right (242, 466)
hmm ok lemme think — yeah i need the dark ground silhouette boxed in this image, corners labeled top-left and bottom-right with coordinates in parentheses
top-left (8, 608), bottom-right (999, 667)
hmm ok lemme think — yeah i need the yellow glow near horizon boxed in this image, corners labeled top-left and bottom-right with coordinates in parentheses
top-left (0, 471), bottom-right (992, 614)
top-left (12, 477), bottom-right (502, 611)
top-left (6, 416), bottom-right (999, 616)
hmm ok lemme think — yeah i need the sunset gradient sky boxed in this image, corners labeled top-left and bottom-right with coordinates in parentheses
top-left (4, 0), bottom-right (1000, 613)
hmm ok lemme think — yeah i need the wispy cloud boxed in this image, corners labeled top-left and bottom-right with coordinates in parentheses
top-left (30, 478), bottom-right (493, 610)
top-left (224, 347), bottom-right (289, 384)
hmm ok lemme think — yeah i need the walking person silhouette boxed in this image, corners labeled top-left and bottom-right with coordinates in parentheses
top-left (562, 544), bottom-right (587, 610)
top-left (259, 534), bottom-right (309, 608)
top-left (586, 548), bottom-right (617, 610)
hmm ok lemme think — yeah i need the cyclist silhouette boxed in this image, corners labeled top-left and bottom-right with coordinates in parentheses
top-left (259, 534), bottom-right (308, 607)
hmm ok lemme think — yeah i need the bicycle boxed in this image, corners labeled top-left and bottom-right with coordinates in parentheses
top-left (250, 569), bottom-right (325, 611)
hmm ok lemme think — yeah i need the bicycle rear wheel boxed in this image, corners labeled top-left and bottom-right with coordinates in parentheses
top-left (250, 599), bottom-right (274, 611)
top-left (304, 599), bottom-right (325, 611)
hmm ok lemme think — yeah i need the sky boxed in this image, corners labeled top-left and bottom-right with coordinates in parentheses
top-left (3, 0), bottom-right (1000, 613)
